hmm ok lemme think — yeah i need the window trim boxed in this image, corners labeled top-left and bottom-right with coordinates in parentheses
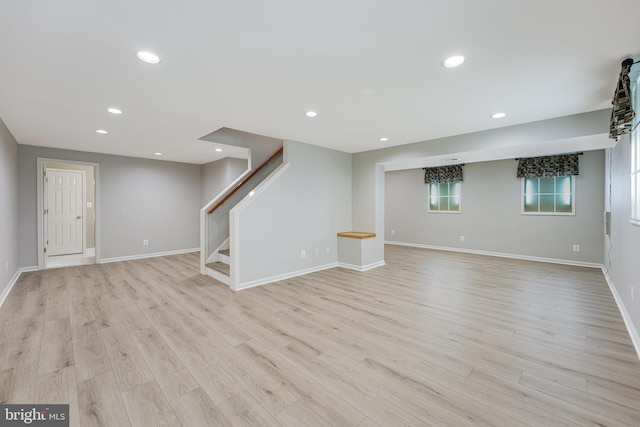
top-left (520, 176), bottom-right (576, 216)
top-left (427, 181), bottom-right (462, 214)
top-left (632, 130), bottom-right (640, 225)
top-left (630, 70), bottom-right (640, 226)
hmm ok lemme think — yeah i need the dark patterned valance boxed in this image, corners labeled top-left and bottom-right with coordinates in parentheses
top-left (423, 165), bottom-right (463, 183)
top-left (609, 62), bottom-right (636, 140)
top-left (516, 154), bottom-right (580, 178)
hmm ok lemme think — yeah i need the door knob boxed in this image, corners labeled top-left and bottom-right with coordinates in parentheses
top-left (76, 216), bottom-right (82, 219)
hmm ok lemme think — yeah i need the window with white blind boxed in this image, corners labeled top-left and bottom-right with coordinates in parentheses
top-left (428, 181), bottom-right (461, 213)
top-left (521, 176), bottom-right (575, 215)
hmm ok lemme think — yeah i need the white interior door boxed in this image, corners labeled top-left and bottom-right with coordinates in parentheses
top-left (46, 169), bottom-right (85, 256)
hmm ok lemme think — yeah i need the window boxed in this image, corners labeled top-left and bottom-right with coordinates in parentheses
top-left (428, 181), bottom-right (461, 213)
top-left (632, 126), bottom-right (640, 223)
top-left (522, 176), bottom-right (574, 215)
top-left (631, 71), bottom-right (640, 225)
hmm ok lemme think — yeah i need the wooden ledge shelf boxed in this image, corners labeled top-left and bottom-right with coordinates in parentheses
top-left (337, 231), bottom-right (376, 239)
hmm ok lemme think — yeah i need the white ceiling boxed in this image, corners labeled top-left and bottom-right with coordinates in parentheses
top-left (1, 0), bottom-right (639, 165)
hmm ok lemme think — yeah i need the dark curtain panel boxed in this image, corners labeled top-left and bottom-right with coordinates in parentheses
top-left (423, 165), bottom-right (463, 183)
top-left (516, 154), bottom-right (580, 178)
top-left (609, 65), bottom-right (635, 140)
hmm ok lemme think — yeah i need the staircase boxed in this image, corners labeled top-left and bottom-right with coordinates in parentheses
top-left (201, 147), bottom-right (284, 288)
top-left (206, 249), bottom-right (230, 276)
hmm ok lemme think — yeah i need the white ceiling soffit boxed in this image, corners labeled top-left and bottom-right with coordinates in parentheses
top-left (0, 1), bottom-right (639, 164)
top-left (383, 133), bottom-right (614, 171)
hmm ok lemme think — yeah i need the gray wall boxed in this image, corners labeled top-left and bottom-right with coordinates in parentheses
top-left (233, 140), bottom-right (352, 287)
top-left (353, 109), bottom-right (611, 266)
top-left (0, 117), bottom-right (19, 296)
top-left (18, 145), bottom-right (202, 265)
top-left (385, 151), bottom-right (605, 263)
top-left (605, 134), bottom-right (640, 346)
top-left (202, 157), bottom-right (248, 206)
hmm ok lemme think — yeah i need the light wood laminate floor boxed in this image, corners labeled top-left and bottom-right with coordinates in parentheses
top-left (1, 245), bottom-right (639, 426)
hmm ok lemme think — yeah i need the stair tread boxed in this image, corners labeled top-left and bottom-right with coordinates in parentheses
top-left (206, 262), bottom-right (230, 276)
top-left (218, 249), bottom-right (230, 256)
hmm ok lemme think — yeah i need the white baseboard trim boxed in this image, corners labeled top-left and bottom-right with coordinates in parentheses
top-left (601, 267), bottom-right (640, 361)
top-left (100, 248), bottom-right (200, 264)
top-left (0, 266), bottom-right (39, 309)
top-left (338, 261), bottom-right (386, 272)
top-left (385, 241), bottom-right (603, 269)
top-left (235, 262), bottom-right (339, 291)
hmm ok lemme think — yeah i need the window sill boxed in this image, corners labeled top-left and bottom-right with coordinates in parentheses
top-left (427, 210), bottom-right (462, 214)
top-left (521, 212), bottom-right (575, 216)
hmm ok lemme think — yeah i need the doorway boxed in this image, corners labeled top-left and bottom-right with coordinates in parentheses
top-left (37, 158), bottom-right (100, 269)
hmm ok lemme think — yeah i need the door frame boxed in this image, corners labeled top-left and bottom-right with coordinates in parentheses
top-left (37, 157), bottom-right (101, 270)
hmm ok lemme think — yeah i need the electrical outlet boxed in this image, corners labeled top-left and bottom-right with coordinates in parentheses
top-left (143, 239), bottom-right (149, 246)
top-left (459, 236), bottom-right (465, 242)
top-left (391, 230), bottom-right (395, 236)
top-left (572, 245), bottom-right (580, 252)
top-left (326, 247), bottom-right (330, 254)
top-left (301, 250), bottom-right (306, 259)
top-left (315, 248), bottom-right (319, 255)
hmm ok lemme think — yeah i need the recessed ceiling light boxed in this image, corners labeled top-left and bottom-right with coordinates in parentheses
top-left (95, 129), bottom-right (108, 134)
top-left (107, 107), bottom-right (123, 115)
top-left (153, 152), bottom-right (163, 156)
top-left (305, 111), bottom-right (318, 118)
top-left (137, 51), bottom-right (161, 64)
top-left (215, 148), bottom-right (223, 152)
top-left (379, 137), bottom-right (389, 142)
top-left (491, 112), bottom-right (507, 119)
top-left (443, 55), bottom-right (465, 68)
